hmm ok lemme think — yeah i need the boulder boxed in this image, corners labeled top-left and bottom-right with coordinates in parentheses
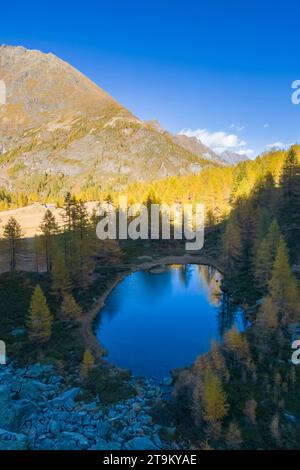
top-left (0, 428), bottom-right (28, 450)
top-left (0, 385), bottom-right (16, 430)
top-left (51, 387), bottom-right (81, 410)
top-left (19, 380), bottom-right (52, 401)
top-left (10, 379), bottom-right (23, 394)
top-left (89, 439), bottom-right (121, 450)
top-left (61, 431), bottom-right (89, 450)
top-left (13, 399), bottom-right (40, 430)
top-left (0, 439), bottom-right (27, 450)
top-left (125, 436), bottom-right (158, 450)
top-left (24, 364), bottom-right (53, 379)
top-left (49, 419), bottom-right (61, 434)
top-left (96, 420), bottom-right (110, 439)
top-left (59, 387), bottom-right (81, 401)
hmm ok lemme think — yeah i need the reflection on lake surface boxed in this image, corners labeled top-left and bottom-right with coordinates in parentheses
top-left (96, 264), bottom-right (245, 378)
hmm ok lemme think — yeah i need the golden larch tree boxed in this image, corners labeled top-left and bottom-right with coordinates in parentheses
top-left (27, 285), bottom-right (53, 343)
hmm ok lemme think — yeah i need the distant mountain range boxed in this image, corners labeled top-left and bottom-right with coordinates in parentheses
top-left (0, 46), bottom-right (248, 196)
top-left (218, 150), bottom-right (249, 165)
top-left (173, 134), bottom-right (249, 166)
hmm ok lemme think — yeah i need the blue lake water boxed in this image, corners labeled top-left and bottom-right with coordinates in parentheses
top-left (96, 264), bottom-right (244, 378)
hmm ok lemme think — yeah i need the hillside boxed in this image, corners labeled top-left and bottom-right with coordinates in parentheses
top-left (0, 45), bottom-right (218, 201)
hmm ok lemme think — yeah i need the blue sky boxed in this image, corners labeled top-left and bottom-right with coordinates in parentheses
top-left (1, 0), bottom-right (300, 157)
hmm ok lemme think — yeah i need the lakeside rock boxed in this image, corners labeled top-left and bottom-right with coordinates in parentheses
top-left (0, 363), bottom-right (176, 450)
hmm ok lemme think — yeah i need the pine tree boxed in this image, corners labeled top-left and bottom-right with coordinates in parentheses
top-left (39, 209), bottom-right (58, 272)
top-left (77, 236), bottom-right (96, 286)
top-left (270, 413), bottom-right (281, 444)
top-left (73, 199), bottom-right (89, 239)
top-left (62, 192), bottom-right (77, 231)
top-left (269, 239), bottom-right (300, 323)
top-left (225, 422), bottom-right (243, 449)
top-left (254, 207), bottom-right (272, 249)
top-left (224, 326), bottom-right (250, 364)
top-left (2, 217), bottom-right (23, 272)
top-left (27, 285), bottom-right (53, 343)
top-left (278, 148), bottom-right (300, 257)
top-left (199, 440), bottom-right (214, 450)
top-left (90, 207), bottom-right (100, 230)
top-left (60, 293), bottom-right (82, 325)
top-left (256, 296), bottom-right (279, 335)
top-left (254, 219), bottom-right (282, 291)
top-left (60, 193), bottom-right (79, 269)
top-left (223, 216), bottom-right (243, 276)
top-left (205, 209), bottom-right (217, 232)
top-left (80, 349), bottom-right (94, 379)
top-left (33, 234), bottom-right (43, 273)
top-left (52, 250), bottom-right (72, 298)
top-left (209, 340), bottom-right (229, 382)
top-left (244, 399), bottom-right (257, 424)
top-left (235, 198), bottom-right (257, 265)
top-left (252, 172), bottom-right (277, 213)
top-left (202, 368), bottom-right (229, 424)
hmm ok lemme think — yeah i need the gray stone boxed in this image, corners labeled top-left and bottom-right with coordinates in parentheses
top-left (24, 364), bottom-right (49, 378)
top-left (84, 401), bottom-right (98, 411)
top-left (64, 398), bottom-right (76, 411)
top-left (96, 420), bottom-right (110, 439)
top-left (0, 385), bottom-right (16, 430)
top-left (63, 424), bottom-right (79, 433)
top-left (20, 380), bottom-right (52, 401)
top-left (0, 428), bottom-right (27, 442)
top-left (89, 439), bottom-right (121, 450)
top-left (10, 379), bottom-right (23, 394)
top-left (36, 438), bottom-right (55, 450)
top-left (49, 375), bottom-right (62, 386)
top-left (139, 414), bottom-right (152, 425)
top-left (13, 400), bottom-right (40, 430)
top-left (83, 428), bottom-right (97, 440)
top-left (0, 384), bottom-right (10, 399)
top-left (59, 387), bottom-right (81, 401)
top-left (55, 439), bottom-right (78, 450)
top-left (51, 387), bottom-right (80, 410)
top-left (49, 419), bottom-right (61, 434)
top-left (125, 436), bottom-right (158, 450)
top-left (61, 431), bottom-right (89, 450)
top-left (152, 433), bottom-right (162, 448)
top-left (83, 414), bottom-right (92, 426)
top-left (0, 438), bottom-right (27, 450)
top-left (0, 428), bottom-right (28, 450)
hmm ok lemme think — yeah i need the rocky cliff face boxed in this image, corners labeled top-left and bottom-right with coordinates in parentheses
top-left (0, 46), bottom-right (217, 196)
top-left (173, 134), bottom-right (225, 165)
top-left (220, 150), bottom-right (249, 165)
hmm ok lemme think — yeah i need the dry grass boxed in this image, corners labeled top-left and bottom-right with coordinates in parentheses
top-left (0, 202), bottom-right (98, 238)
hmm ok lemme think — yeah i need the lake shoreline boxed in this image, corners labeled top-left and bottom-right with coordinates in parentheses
top-left (81, 253), bottom-right (222, 362)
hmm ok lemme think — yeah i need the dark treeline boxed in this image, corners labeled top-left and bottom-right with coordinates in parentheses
top-left (171, 148), bottom-right (300, 449)
top-left (0, 194), bottom-right (123, 371)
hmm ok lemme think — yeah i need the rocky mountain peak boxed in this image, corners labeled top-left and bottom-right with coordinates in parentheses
top-left (0, 45), bottom-right (220, 195)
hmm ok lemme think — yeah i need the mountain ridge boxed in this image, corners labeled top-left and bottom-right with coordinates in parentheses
top-left (0, 45), bottom-right (223, 199)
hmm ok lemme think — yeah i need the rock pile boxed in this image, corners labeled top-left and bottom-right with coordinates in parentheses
top-left (0, 363), bottom-right (176, 450)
